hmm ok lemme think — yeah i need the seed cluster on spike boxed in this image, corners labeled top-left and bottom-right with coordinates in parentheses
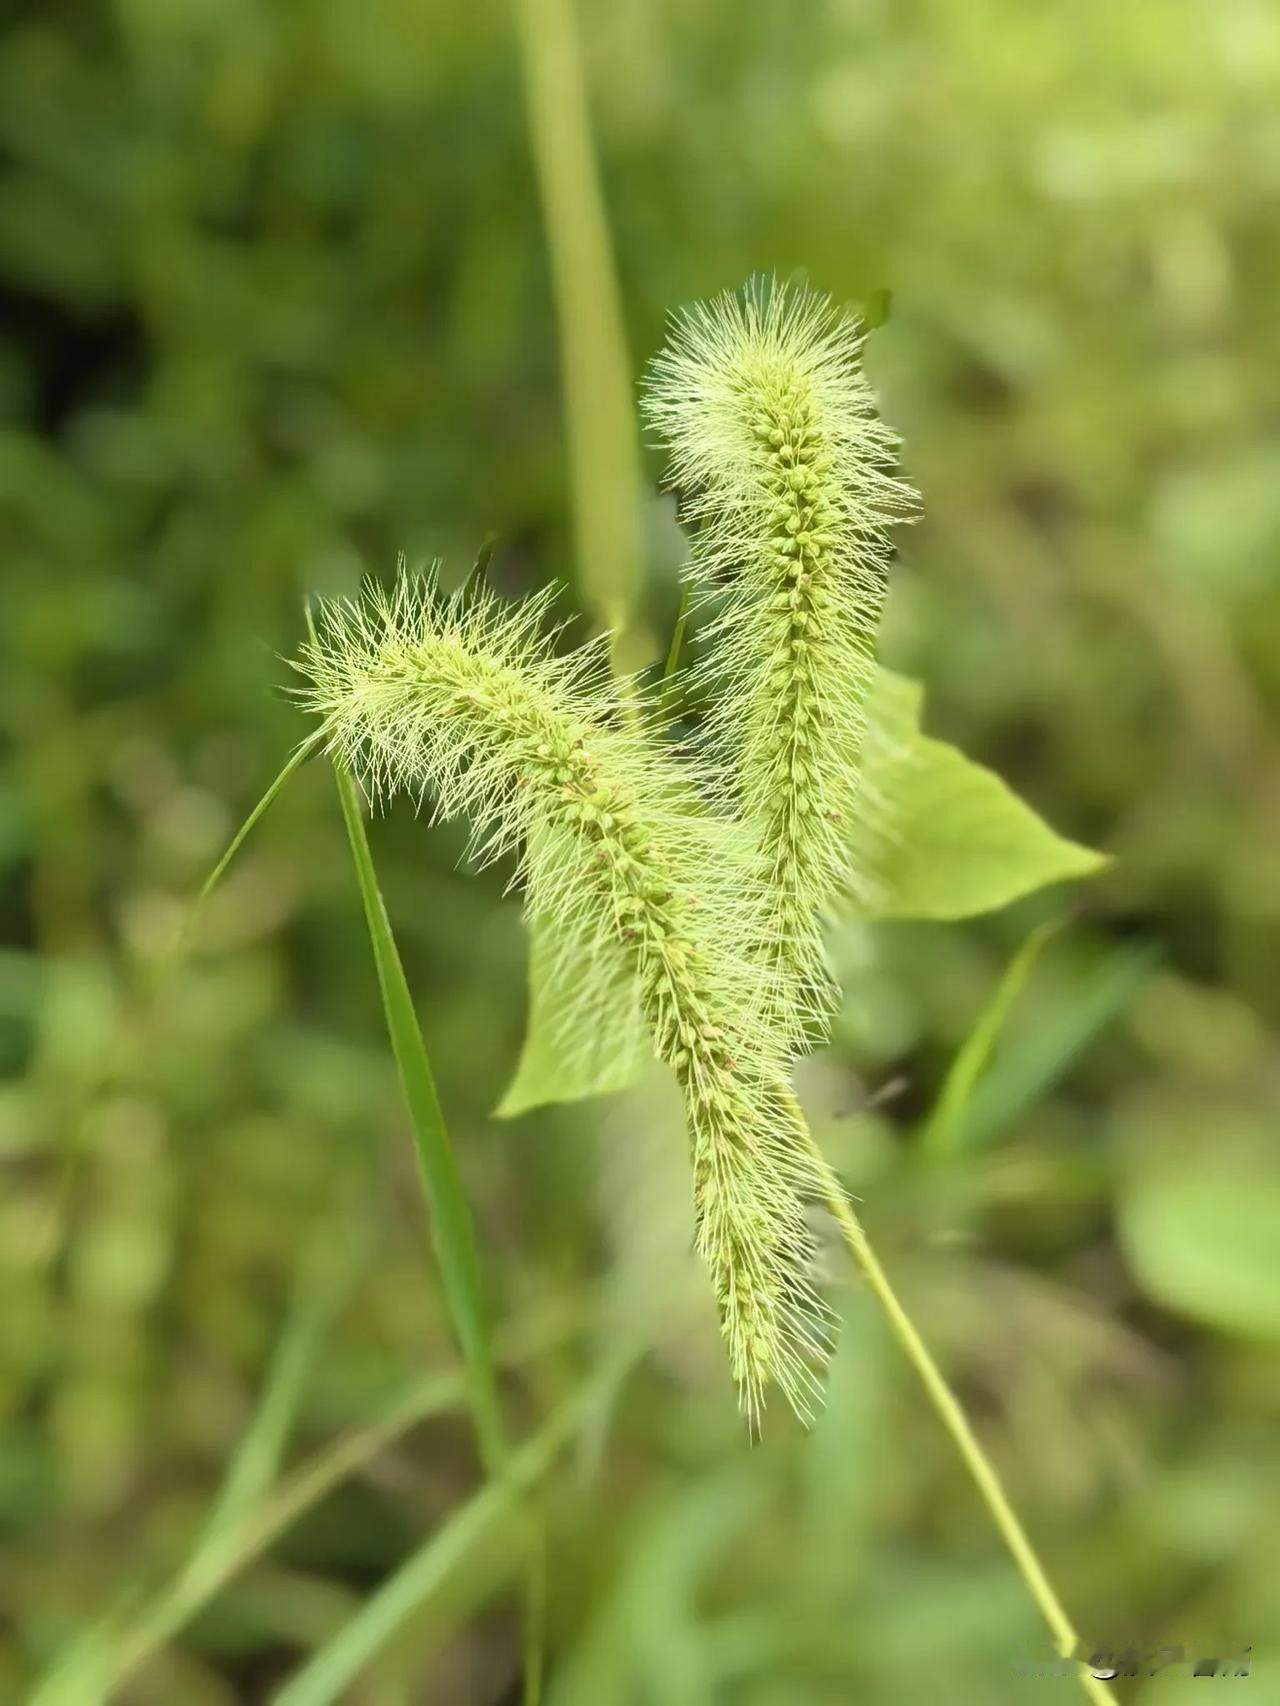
top-left (643, 279), bottom-right (918, 1046)
top-left (297, 573), bottom-right (829, 1421)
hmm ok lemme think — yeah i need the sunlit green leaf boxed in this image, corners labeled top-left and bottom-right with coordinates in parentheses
top-left (848, 670), bottom-right (1107, 921)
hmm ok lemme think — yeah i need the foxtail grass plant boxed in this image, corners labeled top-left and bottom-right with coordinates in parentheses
top-left (287, 277), bottom-right (1113, 1703)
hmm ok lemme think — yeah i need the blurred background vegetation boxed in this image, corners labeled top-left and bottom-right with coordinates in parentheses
top-left (2, 0), bottom-right (1279, 1699)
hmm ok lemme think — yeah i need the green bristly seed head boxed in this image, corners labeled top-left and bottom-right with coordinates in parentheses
top-left (291, 277), bottom-right (915, 1424)
top-left (296, 570), bottom-right (830, 1423)
top-left (643, 277), bottom-right (919, 1047)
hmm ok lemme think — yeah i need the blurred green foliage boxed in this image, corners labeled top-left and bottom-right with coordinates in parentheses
top-left (2, 0), bottom-right (1278, 1700)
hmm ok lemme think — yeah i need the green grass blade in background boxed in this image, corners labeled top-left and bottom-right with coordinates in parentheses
top-left (956, 941), bottom-right (1160, 1155)
top-left (196, 1304), bottom-right (326, 1548)
top-left (919, 918), bottom-right (1062, 1158)
top-left (272, 1380), bottom-right (598, 1706)
top-left (28, 1309), bottom-right (581, 1706)
top-left (332, 758), bottom-right (507, 1473)
top-left (28, 1373), bottom-right (470, 1706)
top-left (513, 0), bottom-right (648, 670)
top-left (194, 1212), bottom-right (359, 1552)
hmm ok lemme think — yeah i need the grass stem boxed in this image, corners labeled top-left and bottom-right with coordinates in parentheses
top-left (513, 0), bottom-right (647, 670)
top-left (802, 1123), bottom-right (1113, 1706)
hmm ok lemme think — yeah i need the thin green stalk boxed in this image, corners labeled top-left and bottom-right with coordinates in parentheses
top-left (799, 1120), bottom-right (1112, 1706)
top-left (513, 0), bottom-right (646, 671)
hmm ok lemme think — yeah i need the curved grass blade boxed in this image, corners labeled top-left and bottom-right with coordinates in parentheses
top-left (307, 576), bottom-right (505, 1472)
top-left (180, 727), bottom-right (325, 952)
top-left (954, 940), bottom-right (1160, 1155)
top-left (195, 1210), bottom-right (360, 1553)
top-left (330, 760), bottom-right (558, 1704)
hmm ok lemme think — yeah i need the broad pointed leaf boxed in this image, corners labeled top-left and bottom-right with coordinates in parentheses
top-left (848, 670), bottom-right (1106, 921)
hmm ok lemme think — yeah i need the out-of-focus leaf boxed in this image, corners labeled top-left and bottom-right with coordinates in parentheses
top-left (1140, 1650), bottom-right (1268, 1700)
top-left (193, 1215), bottom-right (357, 1554)
top-left (28, 1313), bottom-right (579, 1706)
top-left (848, 670), bottom-right (1107, 921)
top-left (550, 1470), bottom-right (765, 1706)
top-left (28, 1373), bottom-right (472, 1706)
top-left (1118, 1162), bottom-right (1280, 1339)
top-left (957, 941), bottom-right (1159, 1152)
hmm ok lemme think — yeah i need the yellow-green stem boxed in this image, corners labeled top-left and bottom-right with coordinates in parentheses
top-left (513, 0), bottom-right (647, 672)
top-left (801, 1124), bottom-right (1112, 1706)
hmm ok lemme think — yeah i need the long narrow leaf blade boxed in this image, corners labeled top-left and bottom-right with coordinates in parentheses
top-left (29, 1308), bottom-right (580, 1706)
top-left (954, 941), bottom-right (1160, 1155)
top-left (28, 1373), bottom-right (468, 1706)
top-left (332, 760), bottom-right (505, 1470)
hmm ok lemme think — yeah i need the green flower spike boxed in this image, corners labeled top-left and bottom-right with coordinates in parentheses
top-left (298, 572), bottom-right (830, 1423)
top-left (644, 278), bottom-right (918, 1045)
